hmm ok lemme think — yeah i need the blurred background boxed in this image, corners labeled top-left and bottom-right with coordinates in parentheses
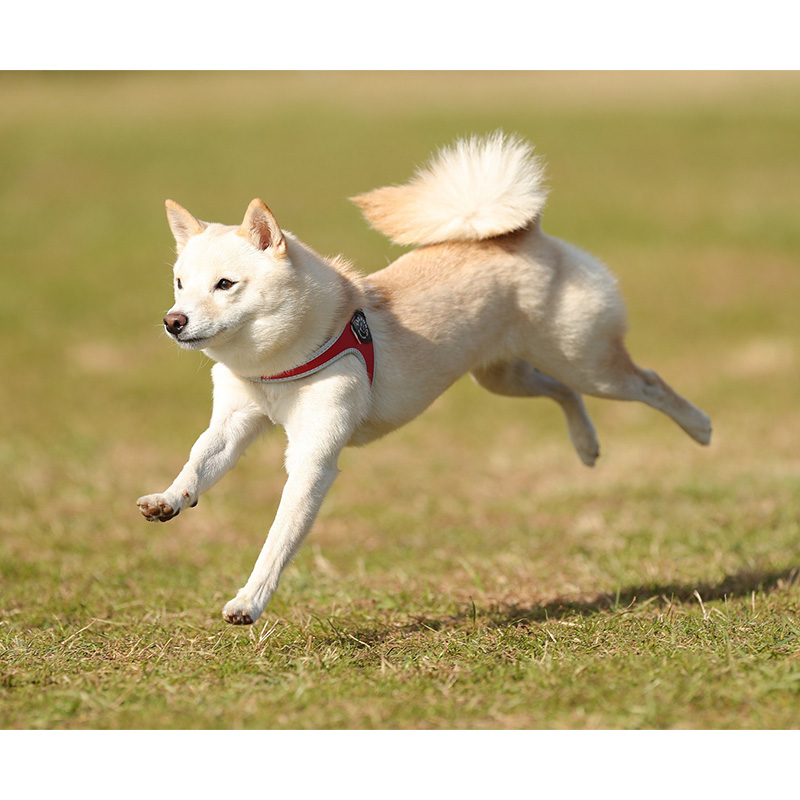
top-left (1, 69), bottom-right (798, 639)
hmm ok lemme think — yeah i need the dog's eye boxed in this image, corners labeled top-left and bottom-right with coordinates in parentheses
top-left (215, 278), bottom-right (236, 291)
top-left (176, 278), bottom-right (183, 290)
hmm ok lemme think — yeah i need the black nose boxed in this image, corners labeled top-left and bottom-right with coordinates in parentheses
top-left (164, 312), bottom-right (188, 335)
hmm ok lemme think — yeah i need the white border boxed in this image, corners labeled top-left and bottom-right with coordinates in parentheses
top-left (3, 3), bottom-right (797, 69)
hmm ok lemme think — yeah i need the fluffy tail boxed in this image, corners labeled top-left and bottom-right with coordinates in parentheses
top-left (351, 132), bottom-right (547, 247)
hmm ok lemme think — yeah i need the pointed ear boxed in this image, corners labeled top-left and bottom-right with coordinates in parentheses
top-left (238, 198), bottom-right (286, 255)
top-left (165, 199), bottom-right (206, 253)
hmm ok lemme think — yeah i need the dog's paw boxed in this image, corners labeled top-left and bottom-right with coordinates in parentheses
top-left (137, 493), bottom-right (181, 522)
top-left (691, 412), bottom-right (712, 447)
top-left (222, 593), bottom-right (259, 625)
top-left (573, 427), bottom-right (600, 467)
top-left (567, 413), bottom-right (600, 467)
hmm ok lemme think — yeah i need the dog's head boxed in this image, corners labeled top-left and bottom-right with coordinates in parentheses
top-left (162, 199), bottom-right (303, 359)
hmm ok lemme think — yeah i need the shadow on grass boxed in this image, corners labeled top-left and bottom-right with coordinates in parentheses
top-left (312, 566), bottom-right (800, 649)
top-left (405, 565), bottom-right (800, 633)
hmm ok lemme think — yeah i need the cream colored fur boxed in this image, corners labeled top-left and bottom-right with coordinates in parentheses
top-left (138, 133), bottom-right (711, 625)
top-left (352, 132), bottom-right (548, 245)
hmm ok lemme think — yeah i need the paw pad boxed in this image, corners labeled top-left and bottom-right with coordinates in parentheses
top-left (137, 496), bottom-right (179, 522)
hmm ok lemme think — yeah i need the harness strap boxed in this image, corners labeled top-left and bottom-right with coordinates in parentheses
top-left (242, 310), bottom-right (374, 386)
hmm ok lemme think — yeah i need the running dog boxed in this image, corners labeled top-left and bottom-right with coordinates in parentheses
top-left (137, 132), bottom-right (711, 624)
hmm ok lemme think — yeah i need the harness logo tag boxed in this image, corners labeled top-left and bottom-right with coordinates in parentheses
top-left (350, 310), bottom-right (372, 344)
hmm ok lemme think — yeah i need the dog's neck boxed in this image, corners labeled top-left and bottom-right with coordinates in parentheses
top-left (204, 235), bottom-right (365, 379)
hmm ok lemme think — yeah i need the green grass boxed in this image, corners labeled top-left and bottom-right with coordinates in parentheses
top-left (1, 71), bottom-right (800, 729)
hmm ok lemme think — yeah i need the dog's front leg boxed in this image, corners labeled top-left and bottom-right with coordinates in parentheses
top-left (222, 375), bottom-right (366, 625)
top-left (221, 452), bottom-right (340, 625)
top-left (137, 367), bottom-right (269, 522)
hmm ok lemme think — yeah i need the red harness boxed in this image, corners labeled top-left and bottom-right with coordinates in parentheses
top-left (246, 310), bottom-right (375, 386)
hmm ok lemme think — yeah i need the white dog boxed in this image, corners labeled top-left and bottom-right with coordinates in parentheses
top-left (137, 133), bottom-right (711, 625)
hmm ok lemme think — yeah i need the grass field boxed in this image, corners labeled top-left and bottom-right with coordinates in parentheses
top-left (1, 71), bottom-right (799, 730)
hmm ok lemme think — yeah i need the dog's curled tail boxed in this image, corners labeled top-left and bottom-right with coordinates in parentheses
top-left (351, 132), bottom-right (547, 247)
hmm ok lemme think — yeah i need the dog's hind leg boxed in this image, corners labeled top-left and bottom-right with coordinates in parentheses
top-left (548, 338), bottom-right (712, 446)
top-left (472, 359), bottom-right (600, 466)
top-left (610, 360), bottom-right (712, 445)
